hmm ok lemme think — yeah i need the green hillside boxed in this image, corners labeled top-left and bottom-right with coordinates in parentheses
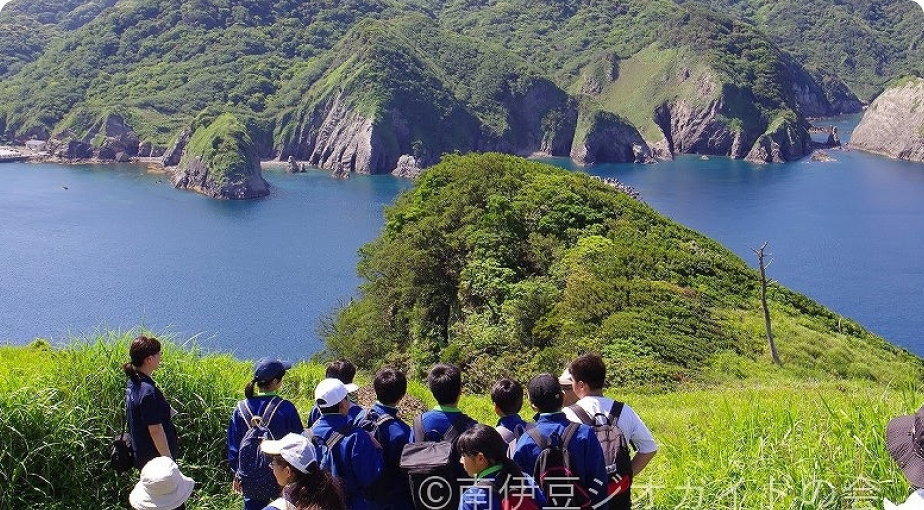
top-left (324, 153), bottom-right (920, 390)
top-left (679, 0), bottom-right (924, 101)
top-left (0, 0), bottom-right (884, 161)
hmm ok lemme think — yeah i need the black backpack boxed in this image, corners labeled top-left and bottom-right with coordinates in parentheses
top-left (236, 397), bottom-right (283, 501)
top-left (527, 423), bottom-right (594, 510)
top-left (400, 413), bottom-right (476, 510)
top-left (569, 402), bottom-right (633, 497)
top-left (356, 408), bottom-right (400, 504)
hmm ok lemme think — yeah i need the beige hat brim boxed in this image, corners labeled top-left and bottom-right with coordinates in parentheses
top-left (129, 474), bottom-right (195, 510)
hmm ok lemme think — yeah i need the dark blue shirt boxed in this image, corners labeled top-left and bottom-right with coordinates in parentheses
top-left (312, 413), bottom-right (384, 510)
top-left (355, 402), bottom-right (413, 510)
top-left (227, 394), bottom-right (304, 473)
top-left (409, 408), bottom-right (476, 442)
top-left (496, 414), bottom-right (529, 433)
top-left (512, 412), bottom-right (607, 506)
top-left (126, 373), bottom-right (179, 469)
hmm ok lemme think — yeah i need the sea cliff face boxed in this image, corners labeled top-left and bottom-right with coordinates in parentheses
top-left (171, 113), bottom-right (269, 200)
top-left (850, 78), bottom-right (924, 163)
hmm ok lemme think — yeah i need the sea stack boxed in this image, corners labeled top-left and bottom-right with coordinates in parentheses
top-left (172, 113), bottom-right (269, 199)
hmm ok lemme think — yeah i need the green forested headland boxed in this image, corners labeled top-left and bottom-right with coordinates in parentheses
top-left (0, 0), bottom-right (920, 165)
top-left (324, 153), bottom-right (921, 390)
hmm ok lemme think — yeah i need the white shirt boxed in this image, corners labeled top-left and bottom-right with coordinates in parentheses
top-left (563, 395), bottom-right (658, 454)
top-left (885, 489), bottom-right (924, 509)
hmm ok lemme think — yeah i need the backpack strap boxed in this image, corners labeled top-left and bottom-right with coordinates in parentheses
top-left (560, 422), bottom-right (580, 450)
top-left (607, 401), bottom-right (624, 425)
top-left (496, 425), bottom-right (516, 444)
top-left (260, 396), bottom-right (283, 430)
top-left (444, 413), bottom-right (474, 443)
top-left (525, 426), bottom-right (548, 450)
top-left (568, 404), bottom-right (595, 426)
top-left (325, 423), bottom-right (355, 450)
top-left (238, 400), bottom-right (256, 428)
top-left (412, 415), bottom-right (426, 443)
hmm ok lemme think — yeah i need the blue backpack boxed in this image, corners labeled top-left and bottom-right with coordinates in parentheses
top-left (236, 397), bottom-right (283, 501)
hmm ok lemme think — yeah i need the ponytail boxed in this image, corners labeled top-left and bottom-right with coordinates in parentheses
top-left (122, 362), bottom-right (141, 382)
top-left (244, 379), bottom-right (257, 398)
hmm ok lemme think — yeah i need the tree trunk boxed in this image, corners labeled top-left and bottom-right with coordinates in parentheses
top-left (753, 242), bottom-right (782, 366)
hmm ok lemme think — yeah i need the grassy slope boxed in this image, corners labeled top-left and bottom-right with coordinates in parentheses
top-left (181, 113), bottom-right (257, 185)
top-left (0, 333), bottom-right (919, 508)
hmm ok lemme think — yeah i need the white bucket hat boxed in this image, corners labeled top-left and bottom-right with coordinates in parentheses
top-left (129, 457), bottom-right (195, 510)
top-left (261, 433), bottom-right (318, 473)
top-left (315, 377), bottom-right (358, 407)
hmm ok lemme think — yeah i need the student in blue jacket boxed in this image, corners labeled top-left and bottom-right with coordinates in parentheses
top-left (411, 363), bottom-right (477, 442)
top-left (310, 378), bottom-right (383, 510)
top-left (228, 358), bottom-right (305, 510)
top-left (458, 424), bottom-right (546, 510)
top-left (354, 367), bottom-right (413, 510)
top-left (305, 359), bottom-right (363, 427)
top-left (123, 335), bottom-right (179, 470)
top-left (491, 378), bottom-right (532, 450)
top-left (512, 373), bottom-right (607, 508)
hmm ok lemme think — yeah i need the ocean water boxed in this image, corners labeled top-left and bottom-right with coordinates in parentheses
top-left (1, 117), bottom-right (923, 359)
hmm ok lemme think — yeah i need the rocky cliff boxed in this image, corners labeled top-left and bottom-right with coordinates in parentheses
top-left (745, 112), bottom-right (812, 163)
top-left (171, 113), bottom-right (269, 200)
top-left (571, 110), bottom-right (652, 165)
top-left (272, 18), bottom-right (576, 176)
top-left (47, 110), bottom-right (145, 161)
top-left (850, 77), bottom-right (924, 163)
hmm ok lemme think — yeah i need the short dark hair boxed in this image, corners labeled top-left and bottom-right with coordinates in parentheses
top-left (491, 378), bottom-right (524, 416)
top-left (374, 368), bottom-right (407, 406)
top-left (427, 363), bottom-right (462, 405)
top-left (527, 373), bottom-right (563, 413)
top-left (326, 359), bottom-right (356, 384)
top-left (569, 353), bottom-right (606, 391)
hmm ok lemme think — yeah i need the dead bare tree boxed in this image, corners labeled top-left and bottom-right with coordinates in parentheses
top-left (752, 242), bottom-right (782, 366)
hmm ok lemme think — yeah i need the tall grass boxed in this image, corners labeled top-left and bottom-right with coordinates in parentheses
top-left (0, 333), bottom-right (920, 509)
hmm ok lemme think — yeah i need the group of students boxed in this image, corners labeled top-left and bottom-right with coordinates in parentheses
top-left (122, 335), bottom-right (659, 510)
top-left (122, 333), bottom-right (924, 510)
top-left (227, 355), bottom-right (658, 510)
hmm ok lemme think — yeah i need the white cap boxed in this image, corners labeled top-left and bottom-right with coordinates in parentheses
top-left (559, 369), bottom-right (573, 386)
top-left (261, 433), bottom-right (317, 473)
top-left (129, 457), bottom-right (195, 510)
top-left (314, 378), bottom-right (358, 407)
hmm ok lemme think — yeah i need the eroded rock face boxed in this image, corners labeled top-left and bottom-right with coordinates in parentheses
top-left (851, 78), bottom-right (924, 163)
top-left (392, 154), bottom-right (422, 178)
top-left (745, 118), bottom-right (811, 163)
top-left (172, 156), bottom-right (269, 200)
top-left (571, 111), bottom-right (652, 165)
top-left (655, 99), bottom-right (745, 157)
top-left (50, 113), bottom-right (141, 160)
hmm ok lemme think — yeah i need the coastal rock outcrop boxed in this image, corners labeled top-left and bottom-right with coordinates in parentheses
top-left (49, 111), bottom-right (140, 161)
top-left (571, 110), bottom-right (652, 165)
top-left (392, 155), bottom-right (422, 178)
top-left (745, 114), bottom-right (812, 164)
top-left (171, 113), bottom-right (269, 200)
top-left (850, 77), bottom-right (924, 163)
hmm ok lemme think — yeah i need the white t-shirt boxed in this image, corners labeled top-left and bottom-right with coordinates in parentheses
top-left (563, 395), bottom-right (658, 454)
top-left (885, 489), bottom-right (924, 510)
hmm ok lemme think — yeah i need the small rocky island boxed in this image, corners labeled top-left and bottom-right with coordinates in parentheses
top-left (850, 77), bottom-right (924, 163)
top-left (168, 113), bottom-right (269, 200)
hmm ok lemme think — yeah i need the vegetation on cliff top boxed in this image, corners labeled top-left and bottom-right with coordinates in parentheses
top-left (181, 112), bottom-right (259, 186)
top-left (323, 153), bottom-right (921, 390)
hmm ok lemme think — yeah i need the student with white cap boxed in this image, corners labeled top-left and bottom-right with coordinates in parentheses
top-left (305, 359), bottom-right (363, 427)
top-left (885, 404), bottom-right (924, 509)
top-left (308, 378), bottom-right (384, 510)
top-left (129, 456), bottom-right (194, 510)
top-left (260, 433), bottom-right (348, 510)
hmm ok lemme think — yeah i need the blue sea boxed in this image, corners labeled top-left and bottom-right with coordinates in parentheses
top-left (2, 115), bottom-right (923, 360)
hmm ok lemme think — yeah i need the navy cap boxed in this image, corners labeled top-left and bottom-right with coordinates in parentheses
top-left (253, 358), bottom-right (292, 382)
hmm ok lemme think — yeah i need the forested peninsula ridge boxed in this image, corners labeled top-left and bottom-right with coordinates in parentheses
top-left (1, 0), bottom-right (922, 188)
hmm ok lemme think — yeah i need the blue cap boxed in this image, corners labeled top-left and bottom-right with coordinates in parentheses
top-left (253, 358), bottom-right (292, 382)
